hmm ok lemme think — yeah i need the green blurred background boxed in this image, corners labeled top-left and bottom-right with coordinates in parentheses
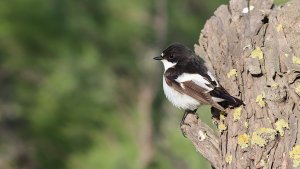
top-left (0, 0), bottom-right (287, 169)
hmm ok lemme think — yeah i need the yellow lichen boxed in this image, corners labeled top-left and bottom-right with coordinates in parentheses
top-left (238, 133), bottom-right (249, 149)
top-left (289, 145), bottom-right (300, 167)
top-left (227, 69), bottom-right (238, 78)
top-left (271, 82), bottom-right (279, 89)
top-left (251, 128), bottom-right (277, 147)
top-left (293, 56), bottom-right (300, 65)
top-left (218, 123), bottom-right (227, 132)
top-left (256, 92), bottom-right (266, 108)
top-left (244, 122), bottom-right (249, 129)
top-left (233, 106), bottom-right (243, 121)
top-left (251, 47), bottom-right (264, 60)
top-left (275, 119), bottom-right (289, 136)
top-left (276, 24), bottom-right (283, 32)
top-left (296, 84), bottom-right (300, 95)
top-left (259, 159), bottom-right (267, 168)
top-left (260, 159), bottom-right (266, 167)
top-left (220, 114), bottom-right (226, 121)
top-left (225, 154), bottom-right (233, 164)
top-left (257, 128), bottom-right (277, 140)
top-left (251, 132), bottom-right (267, 147)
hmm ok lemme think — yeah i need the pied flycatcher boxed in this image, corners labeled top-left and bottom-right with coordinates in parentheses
top-left (154, 43), bottom-right (243, 127)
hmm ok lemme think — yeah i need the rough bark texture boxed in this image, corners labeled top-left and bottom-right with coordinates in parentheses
top-left (181, 0), bottom-right (300, 168)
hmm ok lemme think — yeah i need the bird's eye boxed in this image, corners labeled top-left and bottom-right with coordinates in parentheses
top-left (169, 55), bottom-right (174, 59)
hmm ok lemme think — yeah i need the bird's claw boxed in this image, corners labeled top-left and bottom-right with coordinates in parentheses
top-left (180, 110), bottom-right (197, 137)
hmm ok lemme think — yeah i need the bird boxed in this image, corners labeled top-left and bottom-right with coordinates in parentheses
top-left (153, 43), bottom-right (244, 129)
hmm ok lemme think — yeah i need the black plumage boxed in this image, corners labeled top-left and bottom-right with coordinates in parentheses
top-left (154, 43), bottom-right (244, 132)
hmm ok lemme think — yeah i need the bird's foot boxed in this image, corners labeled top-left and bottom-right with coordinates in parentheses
top-left (180, 109), bottom-right (197, 137)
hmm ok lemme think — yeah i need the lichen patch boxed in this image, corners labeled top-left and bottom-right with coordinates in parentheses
top-left (218, 123), bottom-right (227, 132)
top-left (289, 145), bottom-right (300, 167)
top-left (271, 82), bottom-right (279, 89)
top-left (227, 69), bottom-right (238, 78)
top-left (292, 56), bottom-right (300, 65)
top-left (256, 92), bottom-right (266, 108)
top-left (251, 128), bottom-right (277, 147)
top-left (251, 132), bottom-right (266, 147)
top-left (276, 24), bottom-right (283, 32)
top-left (251, 47), bottom-right (264, 60)
top-left (233, 106), bottom-right (243, 121)
top-left (225, 154), bottom-right (233, 164)
top-left (238, 133), bottom-right (249, 149)
top-left (244, 122), bottom-right (249, 129)
top-left (275, 119), bottom-right (289, 136)
top-left (295, 84), bottom-right (300, 95)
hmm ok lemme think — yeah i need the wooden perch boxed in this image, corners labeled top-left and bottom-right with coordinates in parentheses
top-left (183, 0), bottom-right (300, 168)
top-left (181, 113), bottom-right (221, 168)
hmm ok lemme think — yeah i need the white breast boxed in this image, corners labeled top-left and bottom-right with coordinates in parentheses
top-left (163, 77), bottom-right (200, 110)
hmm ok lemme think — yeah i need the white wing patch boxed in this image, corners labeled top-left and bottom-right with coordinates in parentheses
top-left (212, 97), bottom-right (224, 102)
top-left (176, 73), bottom-right (213, 92)
top-left (180, 83), bottom-right (185, 89)
top-left (207, 71), bottom-right (220, 87)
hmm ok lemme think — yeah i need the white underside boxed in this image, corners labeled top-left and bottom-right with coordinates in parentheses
top-left (163, 76), bottom-right (200, 110)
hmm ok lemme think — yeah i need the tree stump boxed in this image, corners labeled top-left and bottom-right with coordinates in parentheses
top-left (181, 0), bottom-right (300, 168)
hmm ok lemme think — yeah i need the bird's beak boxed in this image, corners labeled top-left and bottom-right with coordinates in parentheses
top-left (153, 56), bottom-right (163, 60)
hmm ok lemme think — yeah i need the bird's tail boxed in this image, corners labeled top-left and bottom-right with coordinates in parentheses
top-left (221, 94), bottom-right (244, 107)
top-left (210, 87), bottom-right (244, 108)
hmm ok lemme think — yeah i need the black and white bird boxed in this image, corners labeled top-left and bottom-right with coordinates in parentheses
top-left (154, 43), bottom-right (243, 126)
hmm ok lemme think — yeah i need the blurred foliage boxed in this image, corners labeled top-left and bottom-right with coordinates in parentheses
top-left (274, 0), bottom-right (289, 4)
top-left (0, 0), bottom-right (289, 169)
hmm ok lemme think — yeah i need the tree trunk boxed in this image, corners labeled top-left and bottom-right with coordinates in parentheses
top-left (181, 0), bottom-right (300, 168)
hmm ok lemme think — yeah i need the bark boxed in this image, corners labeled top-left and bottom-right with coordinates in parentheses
top-left (181, 0), bottom-right (300, 168)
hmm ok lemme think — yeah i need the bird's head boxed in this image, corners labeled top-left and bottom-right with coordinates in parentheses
top-left (153, 43), bottom-right (193, 70)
